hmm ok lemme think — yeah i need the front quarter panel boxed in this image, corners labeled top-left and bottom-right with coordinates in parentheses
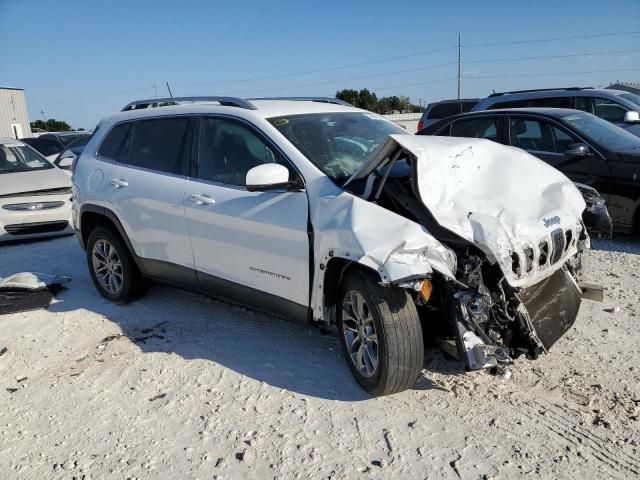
top-left (306, 177), bottom-right (456, 322)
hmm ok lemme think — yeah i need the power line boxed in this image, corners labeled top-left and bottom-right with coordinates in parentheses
top-left (220, 48), bottom-right (640, 96)
top-left (53, 60), bottom-right (640, 117)
top-left (179, 31), bottom-right (640, 89)
top-left (38, 31), bottom-right (640, 109)
top-left (464, 31), bottom-right (640, 48)
top-left (58, 64), bottom-right (640, 125)
top-left (176, 45), bottom-right (459, 89)
top-left (43, 86), bottom-right (154, 106)
top-left (465, 47), bottom-right (640, 65)
top-left (223, 61), bottom-right (458, 96)
top-left (210, 47), bottom-right (637, 97)
top-left (372, 67), bottom-right (640, 91)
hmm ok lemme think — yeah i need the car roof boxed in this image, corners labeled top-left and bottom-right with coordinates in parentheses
top-left (483, 88), bottom-right (628, 101)
top-left (442, 107), bottom-right (587, 119)
top-left (43, 131), bottom-right (90, 137)
top-left (0, 137), bottom-right (26, 146)
top-left (100, 99), bottom-right (366, 127)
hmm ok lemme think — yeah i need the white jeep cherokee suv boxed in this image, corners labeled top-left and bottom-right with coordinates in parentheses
top-left (73, 96), bottom-right (593, 396)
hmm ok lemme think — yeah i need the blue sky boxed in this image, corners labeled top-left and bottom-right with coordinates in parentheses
top-left (1, 0), bottom-right (639, 129)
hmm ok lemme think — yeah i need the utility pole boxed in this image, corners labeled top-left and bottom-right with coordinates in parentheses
top-left (457, 33), bottom-right (461, 100)
top-left (166, 81), bottom-right (174, 98)
top-left (153, 81), bottom-right (158, 97)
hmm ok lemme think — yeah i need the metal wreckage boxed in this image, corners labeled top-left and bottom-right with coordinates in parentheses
top-left (311, 135), bottom-right (603, 372)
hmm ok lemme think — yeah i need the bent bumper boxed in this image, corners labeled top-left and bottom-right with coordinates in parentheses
top-left (518, 268), bottom-right (582, 351)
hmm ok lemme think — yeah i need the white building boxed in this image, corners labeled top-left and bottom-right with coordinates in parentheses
top-left (0, 87), bottom-right (32, 139)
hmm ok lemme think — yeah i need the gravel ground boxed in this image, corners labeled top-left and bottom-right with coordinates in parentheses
top-left (0, 235), bottom-right (639, 479)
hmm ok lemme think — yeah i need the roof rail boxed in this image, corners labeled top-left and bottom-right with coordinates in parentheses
top-left (121, 96), bottom-right (257, 112)
top-left (428, 98), bottom-right (480, 105)
top-left (249, 96), bottom-right (353, 107)
top-left (488, 87), bottom-right (593, 97)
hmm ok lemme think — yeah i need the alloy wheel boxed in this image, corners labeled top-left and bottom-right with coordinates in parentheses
top-left (342, 290), bottom-right (379, 377)
top-left (92, 239), bottom-right (124, 295)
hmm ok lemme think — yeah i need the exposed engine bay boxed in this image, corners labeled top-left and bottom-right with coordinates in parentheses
top-left (341, 135), bottom-right (602, 371)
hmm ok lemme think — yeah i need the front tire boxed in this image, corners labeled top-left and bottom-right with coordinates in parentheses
top-left (86, 226), bottom-right (146, 303)
top-left (337, 269), bottom-right (424, 396)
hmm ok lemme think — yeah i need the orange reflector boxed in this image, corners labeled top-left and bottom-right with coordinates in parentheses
top-left (419, 280), bottom-right (433, 302)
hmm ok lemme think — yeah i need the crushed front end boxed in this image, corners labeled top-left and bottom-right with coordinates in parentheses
top-left (442, 246), bottom-right (585, 371)
top-left (344, 135), bottom-right (604, 372)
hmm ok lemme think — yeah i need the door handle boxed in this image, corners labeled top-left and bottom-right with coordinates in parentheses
top-left (190, 193), bottom-right (216, 205)
top-left (111, 179), bottom-right (129, 188)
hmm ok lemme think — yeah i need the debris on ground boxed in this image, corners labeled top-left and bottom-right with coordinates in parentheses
top-left (0, 272), bottom-right (69, 315)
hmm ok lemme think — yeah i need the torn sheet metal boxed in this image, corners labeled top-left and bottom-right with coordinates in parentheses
top-left (349, 135), bottom-right (587, 288)
top-left (517, 268), bottom-right (582, 351)
top-left (308, 183), bottom-right (457, 321)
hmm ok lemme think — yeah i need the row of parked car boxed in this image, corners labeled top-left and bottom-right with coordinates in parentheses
top-left (417, 87), bottom-right (640, 237)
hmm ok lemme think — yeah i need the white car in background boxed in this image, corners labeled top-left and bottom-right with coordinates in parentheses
top-left (73, 96), bottom-right (596, 396)
top-left (0, 138), bottom-right (73, 242)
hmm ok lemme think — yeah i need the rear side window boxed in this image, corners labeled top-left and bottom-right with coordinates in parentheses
top-left (98, 123), bottom-right (132, 163)
top-left (592, 97), bottom-right (627, 123)
top-left (24, 138), bottom-right (62, 157)
top-left (575, 97), bottom-right (594, 114)
top-left (510, 118), bottom-right (577, 153)
top-left (450, 117), bottom-right (498, 140)
top-left (434, 123), bottom-right (452, 136)
top-left (129, 117), bottom-right (190, 175)
top-left (488, 99), bottom-right (529, 109)
top-left (489, 97), bottom-right (571, 109)
top-left (428, 101), bottom-right (477, 119)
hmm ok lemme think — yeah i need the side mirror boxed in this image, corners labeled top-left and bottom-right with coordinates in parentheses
top-left (57, 155), bottom-right (74, 168)
top-left (624, 111), bottom-right (640, 123)
top-left (565, 143), bottom-right (591, 158)
top-left (246, 163), bottom-right (300, 192)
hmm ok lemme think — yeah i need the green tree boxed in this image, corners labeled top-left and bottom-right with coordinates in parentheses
top-left (336, 88), bottom-right (421, 114)
top-left (358, 88), bottom-right (378, 112)
top-left (30, 118), bottom-right (73, 132)
top-left (335, 89), bottom-right (360, 107)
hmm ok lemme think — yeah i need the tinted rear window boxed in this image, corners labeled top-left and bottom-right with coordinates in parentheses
top-left (489, 96), bottom-right (572, 109)
top-left (21, 138), bottom-right (62, 157)
top-left (129, 117), bottom-right (189, 175)
top-left (428, 101), bottom-right (477, 119)
top-left (98, 123), bottom-right (132, 163)
top-left (57, 134), bottom-right (88, 146)
top-left (451, 117), bottom-right (498, 140)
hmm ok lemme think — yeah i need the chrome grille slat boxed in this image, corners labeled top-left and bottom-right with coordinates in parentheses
top-left (550, 228), bottom-right (565, 264)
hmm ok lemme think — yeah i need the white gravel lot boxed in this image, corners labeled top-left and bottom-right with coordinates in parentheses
top-left (0, 235), bottom-right (639, 479)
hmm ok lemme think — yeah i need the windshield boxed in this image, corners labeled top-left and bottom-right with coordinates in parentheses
top-left (57, 134), bottom-right (88, 146)
top-left (268, 112), bottom-right (406, 181)
top-left (0, 143), bottom-right (53, 173)
top-left (619, 92), bottom-right (640, 109)
top-left (559, 111), bottom-right (640, 151)
top-left (66, 136), bottom-right (91, 155)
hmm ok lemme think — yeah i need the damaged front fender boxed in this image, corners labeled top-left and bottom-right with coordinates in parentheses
top-left (309, 184), bottom-right (457, 322)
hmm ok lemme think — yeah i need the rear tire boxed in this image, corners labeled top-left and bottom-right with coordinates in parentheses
top-left (86, 226), bottom-right (147, 303)
top-left (337, 269), bottom-right (424, 396)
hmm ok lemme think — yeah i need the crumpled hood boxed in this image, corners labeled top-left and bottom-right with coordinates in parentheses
top-left (349, 135), bottom-right (587, 287)
top-left (0, 167), bottom-right (71, 197)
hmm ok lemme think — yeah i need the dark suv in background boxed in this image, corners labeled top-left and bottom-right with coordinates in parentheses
top-left (416, 98), bottom-right (479, 131)
top-left (472, 87), bottom-right (640, 136)
top-left (21, 132), bottom-right (90, 161)
top-left (418, 108), bottom-right (640, 235)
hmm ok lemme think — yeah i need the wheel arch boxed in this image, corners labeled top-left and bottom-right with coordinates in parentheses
top-left (320, 255), bottom-right (387, 325)
top-left (79, 204), bottom-right (142, 270)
